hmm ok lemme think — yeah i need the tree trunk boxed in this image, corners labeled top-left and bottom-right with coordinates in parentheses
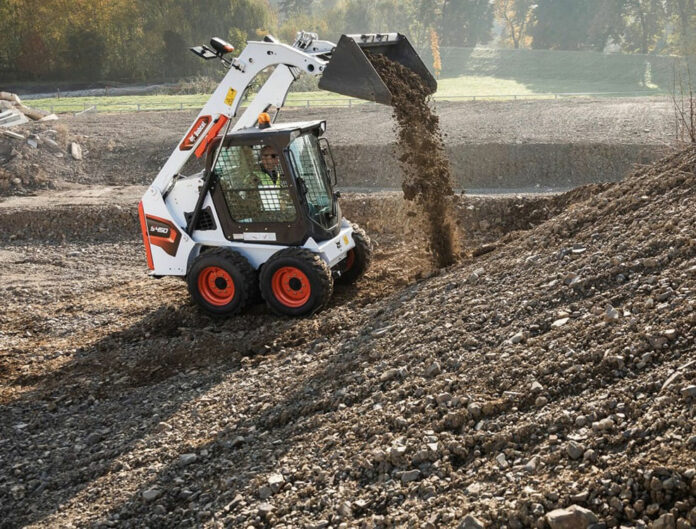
top-left (640, 11), bottom-right (648, 54)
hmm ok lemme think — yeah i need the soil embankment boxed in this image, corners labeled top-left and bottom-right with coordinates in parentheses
top-left (0, 99), bottom-right (672, 197)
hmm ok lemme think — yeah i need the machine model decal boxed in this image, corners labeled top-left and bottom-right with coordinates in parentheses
top-left (146, 215), bottom-right (182, 256)
top-left (180, 116), bottom-right (212, 150)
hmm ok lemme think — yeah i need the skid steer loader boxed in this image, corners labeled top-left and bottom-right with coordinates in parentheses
top-left (138, 32), bottom-right (436, 316)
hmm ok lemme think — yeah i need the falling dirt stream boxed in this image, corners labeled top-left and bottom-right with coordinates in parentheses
top-left (368, 53), bottom-right (460, 267)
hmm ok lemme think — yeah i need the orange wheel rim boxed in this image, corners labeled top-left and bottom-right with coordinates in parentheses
top-left (271, 267), bottom-right (311, 308)
top-left (198, 266), bottom-right (235, 306)
top-left (344, 249), bottom-right (356, 271)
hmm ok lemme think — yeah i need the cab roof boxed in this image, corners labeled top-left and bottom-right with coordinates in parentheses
top-left (218, 120), bottom-right (326, 145)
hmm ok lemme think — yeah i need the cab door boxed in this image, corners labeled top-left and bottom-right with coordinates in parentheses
top-left (210, 140), bottom-right (309, 245)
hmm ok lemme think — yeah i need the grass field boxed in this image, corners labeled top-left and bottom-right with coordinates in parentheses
top-left (22, 47), bottom-right (681, 113)
top-left (27, 73), bottom-right (667, 114)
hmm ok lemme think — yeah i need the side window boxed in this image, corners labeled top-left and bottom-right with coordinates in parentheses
top-left (215, 144), bottom-right (296, 223)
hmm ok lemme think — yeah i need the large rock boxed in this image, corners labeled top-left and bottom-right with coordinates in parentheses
top-left (652, 513), bottom-right (675, 529)
top-left (70, 142), bottom-right (83, 160)
top-left (546, 506), bottom-right (597, 529)
top-left (459, 514), bottom-right (485, 529)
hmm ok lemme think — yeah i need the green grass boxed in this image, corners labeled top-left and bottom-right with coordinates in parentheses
top-left (27, 73), bottom-right (667, 114)
top-left (27, 92), bottom-right (359, 113)
top-left (24, 47), bottom-right (680, 113)
top-left (432, 46), bottom-right (679, 90)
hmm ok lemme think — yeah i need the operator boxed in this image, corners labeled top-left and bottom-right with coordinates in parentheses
top-left (258, 145), bottom-right (281, 185)
top-left (250, 145), bottom-right (295, 220)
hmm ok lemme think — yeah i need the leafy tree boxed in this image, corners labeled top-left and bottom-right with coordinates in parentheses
top-left (277, 12), bottom-right (329, 44)
top-left (279, 0), bottom-right (315, 17)
top-left (530, 0), bottom-right (624, 51)
top-left (623, 0), bottom-right (667, 53)
top-left (0, 0), bottom-right (20, 75)
top-left (666, 0), bottom-right (696, 53)
top-left (63, 28), bottom-right (108, 81)
top-left (439, 0), bottom-right (494, 46)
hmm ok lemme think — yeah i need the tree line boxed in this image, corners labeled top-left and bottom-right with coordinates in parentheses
top-left (1, 0), bottom-right (695, 83)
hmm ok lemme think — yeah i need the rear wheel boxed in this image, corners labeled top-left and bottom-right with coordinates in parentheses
top-left (187, 248), bottom-right (255, 316)
top-left (260, 248), bottom-right (333, 317)
top-left (336, 223), bottom-right (373, 285)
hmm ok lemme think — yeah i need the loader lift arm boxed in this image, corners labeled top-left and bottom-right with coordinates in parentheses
top-left (150, 32), bottom-right (435, 196)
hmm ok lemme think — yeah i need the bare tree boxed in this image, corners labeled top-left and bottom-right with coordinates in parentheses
top-left (494, 0), bottom-right (534, 49)
top-left (672, 59), bottom-right (696, 144)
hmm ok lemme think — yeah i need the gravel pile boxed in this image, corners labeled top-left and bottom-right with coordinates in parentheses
top-left (1, 148), bottom-right (695, 528)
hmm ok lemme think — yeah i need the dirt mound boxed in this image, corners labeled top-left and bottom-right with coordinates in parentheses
top-left (0, 122), bottom-right (86, 196)
top-left (2, 146), bottom-right (695, 528)
top-left (369, 53), bottom-right (459, 267)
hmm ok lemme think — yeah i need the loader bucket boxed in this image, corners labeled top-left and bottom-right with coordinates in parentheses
top-left (318, 33), bottom-right (437, 106)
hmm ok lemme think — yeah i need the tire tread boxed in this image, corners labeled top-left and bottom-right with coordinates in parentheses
top-left (260, 247), bottom-right (333, 316)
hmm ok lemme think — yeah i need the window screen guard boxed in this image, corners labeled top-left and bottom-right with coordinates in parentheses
top-left (214, 144), bottom-right (297, 224)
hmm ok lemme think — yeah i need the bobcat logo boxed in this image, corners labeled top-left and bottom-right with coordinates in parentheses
top-left (179, 116), bottom-right (212, 150)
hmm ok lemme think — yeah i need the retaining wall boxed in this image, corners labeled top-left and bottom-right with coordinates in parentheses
top-left (333, 143), bottom-right (667, 189)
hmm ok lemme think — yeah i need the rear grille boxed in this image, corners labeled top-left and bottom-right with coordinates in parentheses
top-left (185, 207), bottom-right (217, 231)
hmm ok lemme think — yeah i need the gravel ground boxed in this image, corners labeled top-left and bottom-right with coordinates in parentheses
top-left (1, 147), bottom-right (694, 528)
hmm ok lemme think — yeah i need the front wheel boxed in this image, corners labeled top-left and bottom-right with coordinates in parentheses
top-left (260, 248), bottom-right (333, 317)
top-left (336, 223), bottom-right (373, 285)
top-left (187, 248), bottom-right (256, 316)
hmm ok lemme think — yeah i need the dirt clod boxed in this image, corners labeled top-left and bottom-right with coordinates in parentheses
top-left (369, 53), bottom-right (460, 267)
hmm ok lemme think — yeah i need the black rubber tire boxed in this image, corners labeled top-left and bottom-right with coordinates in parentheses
top-left (187, 248), bottom-right (256, 316)
top-left (259, 248), bottom-right (333, 317)
top-left (335, 223), bottom-right (373, 285)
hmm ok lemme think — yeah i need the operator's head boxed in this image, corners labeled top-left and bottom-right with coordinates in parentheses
top-left (260, 145), bottom-right (280, 173)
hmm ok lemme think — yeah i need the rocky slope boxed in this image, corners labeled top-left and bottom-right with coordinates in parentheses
top-left (1, 148), bottom-right (695, 528)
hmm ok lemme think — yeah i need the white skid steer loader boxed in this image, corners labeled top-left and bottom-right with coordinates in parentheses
top-left (138, 32), bottom-right (436, 316)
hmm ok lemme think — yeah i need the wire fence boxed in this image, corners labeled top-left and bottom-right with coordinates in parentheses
top-left (30, 91), bottom-right (670, 115)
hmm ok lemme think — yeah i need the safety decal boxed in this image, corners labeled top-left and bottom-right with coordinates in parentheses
top-left (224, 88), bottom-right (238, 106)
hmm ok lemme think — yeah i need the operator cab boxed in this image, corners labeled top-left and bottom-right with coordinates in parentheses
top-left (205, 120), bottom-right (340, 246)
